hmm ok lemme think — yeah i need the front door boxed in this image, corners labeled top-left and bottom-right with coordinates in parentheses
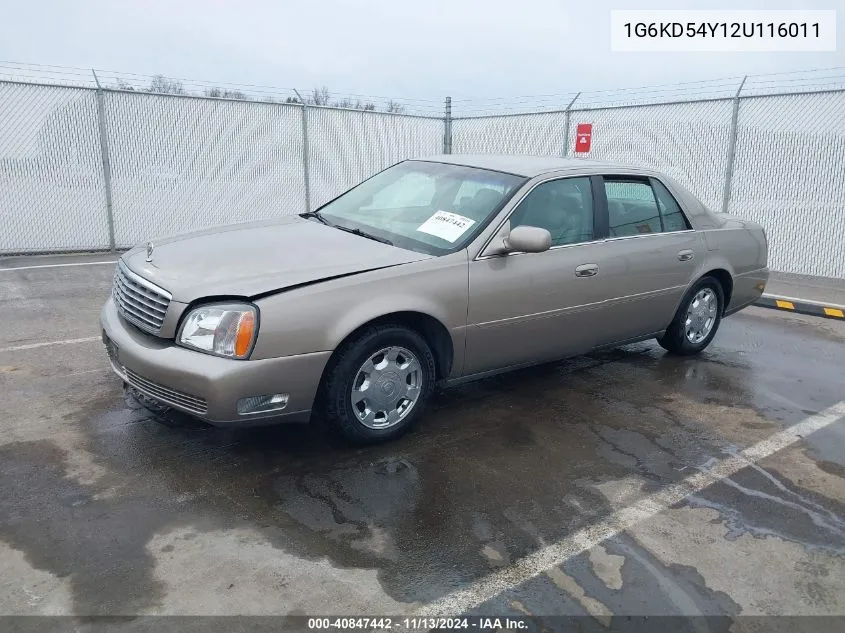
top-left (463, 176), bottom-right (606, 376)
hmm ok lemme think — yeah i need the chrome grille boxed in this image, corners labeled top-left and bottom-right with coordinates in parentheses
top-left (112, 261), bottom-right (171, 334)
top-left (124, 367), bottom-right (208, 415)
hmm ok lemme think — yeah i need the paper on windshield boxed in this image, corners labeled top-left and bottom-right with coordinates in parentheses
top-left (416, 211), bottom-right (476, 243)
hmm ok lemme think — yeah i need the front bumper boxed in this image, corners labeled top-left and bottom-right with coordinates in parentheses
top-left (100, 298), bottom-right (331, 425)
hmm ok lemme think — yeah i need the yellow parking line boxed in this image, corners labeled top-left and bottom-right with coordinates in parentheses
top-left (775, 300), bottom-right (795, 310)
top-left (824, 307), bottom-right (845, 318)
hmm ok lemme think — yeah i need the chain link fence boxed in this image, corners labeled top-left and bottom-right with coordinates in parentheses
top-left (730, 92), bottom-right (845, 278)
top-left (0, 78), bottom-right (843, 278)
top-left (0, 82), bottom-right (109, 252)
top-left (453, 91), bottom-right (845, 278)
top-left (104, 91), bottom-right (306, 247)
top-left (305, 107), bottom-right (443, 208)
top-left (0, 81), bottom-right (443, 254)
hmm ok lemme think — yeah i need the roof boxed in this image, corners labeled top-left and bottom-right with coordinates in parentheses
top-left (413, 154), bottom-right (721, 231)
top-left (416, 154), bottom-right (644, 178)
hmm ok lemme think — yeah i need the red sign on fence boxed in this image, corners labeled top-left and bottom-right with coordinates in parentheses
top-left (575, 123), bottom-right (592, 153)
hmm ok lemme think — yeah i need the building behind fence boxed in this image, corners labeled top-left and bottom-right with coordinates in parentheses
top-left (1, 70), bottom-right (843, 278)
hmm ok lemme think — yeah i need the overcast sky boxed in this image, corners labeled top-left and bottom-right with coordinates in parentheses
top-left (1, 0), bottom-right (842, 103)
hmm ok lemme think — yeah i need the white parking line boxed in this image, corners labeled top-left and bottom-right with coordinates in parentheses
top-left (417, 400), bottom-right (845, 616)
top-left (0, 261), bottom-right (118, 272)
top-left (54, 367), bottom-right (110, 379)
top-left (0, 337), bottom-right (100, 353)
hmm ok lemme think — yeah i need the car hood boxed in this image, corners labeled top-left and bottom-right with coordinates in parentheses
top-left (121, 216), bottom-right (432, 303)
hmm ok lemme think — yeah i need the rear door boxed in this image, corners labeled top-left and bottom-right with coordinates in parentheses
top-left (590, 175), bottom-right (705, 346)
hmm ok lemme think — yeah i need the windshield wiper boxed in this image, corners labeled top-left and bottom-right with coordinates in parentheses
top-left (300, 211), bottom-right (331, 226)
top-left (302, 211), bottom-right (393, 245)
top-left (332, 224), bottom-right (393, 246)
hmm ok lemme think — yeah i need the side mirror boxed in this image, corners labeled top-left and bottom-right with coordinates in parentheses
top-left (502, 225), bottom-right (551, 254)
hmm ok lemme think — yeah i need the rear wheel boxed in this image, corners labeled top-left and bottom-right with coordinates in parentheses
top-left (320, 324), bottom-right (436, 444)
top-left (658, 276), bottom-right (724, 355)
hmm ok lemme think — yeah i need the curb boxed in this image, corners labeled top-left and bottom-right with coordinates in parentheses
top-left (755, 294), bottom-right (845, 320)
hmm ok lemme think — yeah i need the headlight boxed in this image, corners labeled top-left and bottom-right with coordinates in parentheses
top-left (178, 303), bottom-right (257, 359)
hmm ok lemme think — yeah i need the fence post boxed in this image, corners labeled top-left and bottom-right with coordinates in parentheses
top-left (293, 90), bottom-right (312, 212)
top-left (443, 96), bottom-right (452, 154)
top-left (721, 76), bottom-right (747, 214)
top-left (92, 69), bottom-right (116, 251)
top-left (562, 92), bottom-right (581, 158)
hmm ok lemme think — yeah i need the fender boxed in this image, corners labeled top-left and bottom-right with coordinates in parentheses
top-left (670, 249), bottom-right (736, 319)
top-left (250, 252), bottom-right (469, 363)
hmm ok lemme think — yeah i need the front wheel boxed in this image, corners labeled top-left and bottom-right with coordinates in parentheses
top-left (320, 324), bottom-right (436, 444)
top-left (658, 276), bottom-right (724, 355)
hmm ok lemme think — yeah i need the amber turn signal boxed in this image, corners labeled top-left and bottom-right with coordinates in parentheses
top-left (235, 311), bottom-right (256, 358)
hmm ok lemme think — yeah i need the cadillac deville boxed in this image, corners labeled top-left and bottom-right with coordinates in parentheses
top-left (101, 155), bottom-right (769, 442)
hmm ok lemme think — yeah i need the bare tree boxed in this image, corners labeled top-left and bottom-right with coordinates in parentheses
top-left (147, 75), bottom-right (187, 95)
top-left (310, 86), bottom-right (331, 106)
top-left (131, 76), bottom-right (401, 113)
top-left (329, 97), bottom-right (378, 110)
top-left (384, 100), bottom-right (406, 114)
top-left (112, 78), bottom-right (136, 91)
top-left (204, 87), bottom-right (248, 100)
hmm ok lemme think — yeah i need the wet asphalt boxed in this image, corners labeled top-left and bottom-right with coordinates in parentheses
top-left (1, 254), bottom-right (844, 623)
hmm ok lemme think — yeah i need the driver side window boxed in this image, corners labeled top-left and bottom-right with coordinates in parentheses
top-left (509, 177), bottom-right (594, 247)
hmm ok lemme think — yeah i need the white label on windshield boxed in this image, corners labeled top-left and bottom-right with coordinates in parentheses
top-left (417, 211), bottom-right (476, 243)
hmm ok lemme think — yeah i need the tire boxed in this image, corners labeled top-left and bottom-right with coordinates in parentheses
top-left (320, 323), bottom-right (436, 444)
top-left (658, 276), bottom-right (725, 356)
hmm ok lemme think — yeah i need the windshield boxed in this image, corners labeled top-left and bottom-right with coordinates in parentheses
top-left (313, 161), bottom-right (527, 255)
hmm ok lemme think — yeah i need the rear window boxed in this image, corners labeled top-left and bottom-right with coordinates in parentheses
top-left (604, 180), bottom-right (662, 236)
top-left (652, 179), bottom-right (691, 231)
top-left (604, 177), bottom-right (691, 236)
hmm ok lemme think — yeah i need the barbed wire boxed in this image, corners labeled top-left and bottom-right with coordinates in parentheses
top-left (1, 60), bottom-right (844, 117)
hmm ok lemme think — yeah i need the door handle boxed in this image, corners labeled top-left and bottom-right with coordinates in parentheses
top-left (678, 249), bottom-right (694, 262)
top-left (575, 263), bottom-right (599, 277)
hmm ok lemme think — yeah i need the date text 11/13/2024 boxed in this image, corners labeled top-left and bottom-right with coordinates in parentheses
top-left (307, 617), bottom-right (529, 630)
